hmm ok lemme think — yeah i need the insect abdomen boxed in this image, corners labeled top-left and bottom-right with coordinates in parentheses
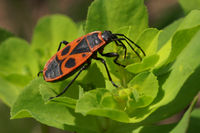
top-left (44, 56), bottom-right (63, 80)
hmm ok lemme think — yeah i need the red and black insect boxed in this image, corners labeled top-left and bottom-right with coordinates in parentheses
top-left (38, 31), bottom-right (145, 99)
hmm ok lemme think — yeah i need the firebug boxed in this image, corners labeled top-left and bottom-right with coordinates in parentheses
top-left (38, 31), bottom-right (145, 99)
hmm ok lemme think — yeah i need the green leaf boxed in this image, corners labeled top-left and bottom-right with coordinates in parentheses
top-left (49, 97), bottom-right (77, 109)
top-left (171, 95), bottom-right (198, 133)
top-left (136, 28), bottom-right (161, 56)
top-left (76, 71), bottom-right (158, 123)
top-left (3, 74), bottom-right (33, 88)
top-left (188, 107), bottom-right (200, 132)
top-left (11, 78), bottom-right (101, 133)
top-left (177, 10), bottom-right (200, 31)
top-left (127, 72), bottom-right (158, 111)
top-left (179, 0), bottom-right (200, 13)
top-left (0, 37), bottom-right (39, 106)
top-left (75, 89), bottom-right (130, 123)
top-left (191, 108), bottom-right (200, 121)
top-left (39, 84), bottom-right (57, 102)
top-left (157, 18), bottom-right (183, 50)
top-left (167, 26), bottom-right (200, 63)
top-left (81, 63), bottom-right (106, 89)
top-left (0, 37), bottom-right (38, 76)
top-left (0, 28), bottom-right (14, 44)
top-left (31, 15), bottom-right (78, 64)
top-left (162, 10), bottom-right (200, 66)
top-left (123, 95), bottom-right (198, 133)
top-left (156, 10), bottom-right (200, 68)
top-left (143, 29), bottom-right (200, 123)
top-left (105, 12), bottom-right (200, 123)
top-left (86, 0), bottom-right (148, 40)
top-left (126, 54), bottom-right (159, 74)
top-left (100, 58), bottom-right (128, 87)
top-left (39, 85), bottom-right (77, 109)
top-left (0, 77), bottom-right (19, 106)
top-left (4, 3), bottom-right (200, 133)
top-left (135, 124), bottom-right (176, 133)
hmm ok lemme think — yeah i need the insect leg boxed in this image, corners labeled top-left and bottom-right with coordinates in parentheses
top-left (93, 56), bottom-right (118, 88)
top-left (37, 70), bottom-right (43, 77)
top-left (49, 61), bottom-right (91, 100)
top-left (57, 40), bottom-right (69, 51)
top-left (99, 51), bottom-right (125, 67)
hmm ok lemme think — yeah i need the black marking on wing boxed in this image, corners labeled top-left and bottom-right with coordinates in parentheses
top-left (65, 58), bottom-right (76, 68)
top-left (61, 45), bottom-right (71, 56)
top-left (87, 33), bottom-right (102, 48)
top-left (76, 39), bottom-right (81, 43)
top-left (70, 38), bottom-right (90, 55)
top-left (45, 56), bottom-right (63, 79)
top-left (82, 54), bottom-right (86, 57)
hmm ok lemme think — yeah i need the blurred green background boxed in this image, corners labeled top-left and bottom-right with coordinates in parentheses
top-left (0, 0), bottom-right (189, 133)
top-left (0, 0), bottom-right (183, 42)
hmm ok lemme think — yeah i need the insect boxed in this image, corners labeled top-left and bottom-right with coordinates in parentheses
top-left (38, 31), bottom-right (145, 99)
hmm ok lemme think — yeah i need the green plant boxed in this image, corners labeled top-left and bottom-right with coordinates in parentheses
top-left (0, 0), bottom-right (200, 132)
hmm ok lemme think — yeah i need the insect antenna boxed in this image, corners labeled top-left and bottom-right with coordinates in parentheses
top-left (114, 33), bottom-right (146, 57)
top-left (113, 40), bottom-right (127, 59)
top-left (116, 38), bottom-right (142, 61)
